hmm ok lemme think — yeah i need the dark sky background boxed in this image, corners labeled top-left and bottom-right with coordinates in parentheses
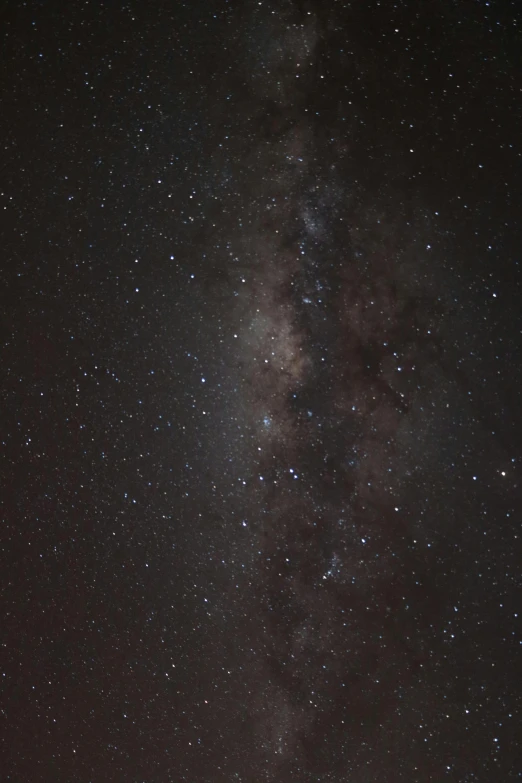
top-left (1, 1), bottom-right (521, 781)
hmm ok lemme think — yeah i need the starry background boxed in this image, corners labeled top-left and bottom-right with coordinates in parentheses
top-left (1, 0), bottom-right (521, 781)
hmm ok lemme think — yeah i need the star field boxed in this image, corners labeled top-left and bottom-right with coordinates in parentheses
top-left (1, 1), bottom-right (521, 781)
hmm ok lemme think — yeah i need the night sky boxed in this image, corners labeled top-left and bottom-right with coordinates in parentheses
top-left (1, 1), bottom-right (521, 781)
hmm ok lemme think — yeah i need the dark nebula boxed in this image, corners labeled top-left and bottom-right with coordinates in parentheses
top-left (1, 0), bottom-right (521, 781)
